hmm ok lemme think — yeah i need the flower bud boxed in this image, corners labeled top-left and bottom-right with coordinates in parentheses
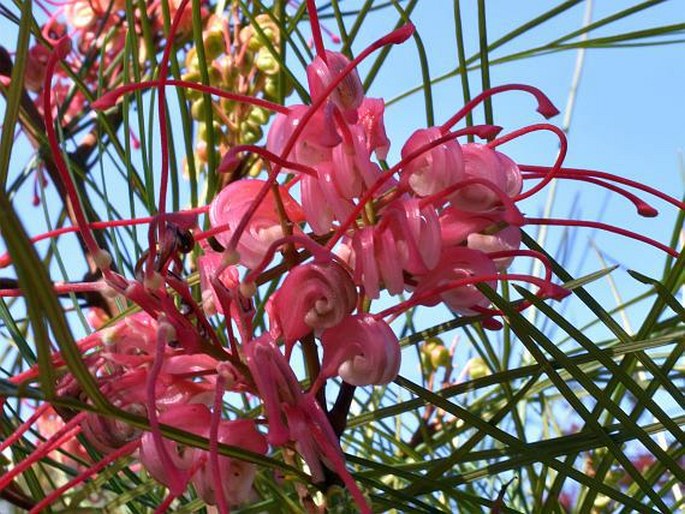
top-left (263, 77), bottom-right (279, 99)
top-left (203, 29), bottom-right (225, 61)
top-left (269, 260), bottom-right (357, 353)
top-left (185, 47), bottom-right (200, 73)
top-left (248, 106), bottom-right (271, 126)
top-left (255, 49), bottom-right (280, 75)
top-left (467, 357), bottom-right (490, 379)
top-left (320, 314), bottom-right (401, 386)
top-left (430, 344), bottom-right (451, 369)
top-left (191, 98), bottom-right (210, 121)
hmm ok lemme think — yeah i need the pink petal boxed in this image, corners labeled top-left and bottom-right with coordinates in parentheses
top-left (271, 260), bottom-right (357, 353)
top-left (320, 314), bottom-right (401, 386)
top-left (400, 127), bottom-right (464, 197)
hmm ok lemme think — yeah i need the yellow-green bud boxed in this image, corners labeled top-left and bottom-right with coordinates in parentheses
top-left (203, 30), bottom-right (225, 61)
top-left (255, 49), bottom-right (279, 75)
top-left (247, 106), bottom-right (270, 126)
top-left (467, 357), bottom-right (490, 380)
top-left (240, 122), bottom-right (263, 144)
top-left (263, 77), bottom-right (279, 99)
top-left (185, 48), bottom-right (200, 72)
top-left (191, 98), bottom-right (209, 121)
top-left (197, 121), bottom-right (223, 142)
top-left (248, 159), bottom-right (263, 177)
top-left (430, 345), bottom-right (451, 369)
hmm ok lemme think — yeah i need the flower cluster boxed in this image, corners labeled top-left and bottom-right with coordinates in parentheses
top-left (1, 1), bottom-right (683, 513)
top-left (21, 0), bottom-right (199, 123)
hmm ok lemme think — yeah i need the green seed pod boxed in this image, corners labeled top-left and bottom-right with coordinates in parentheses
top-left (420, 351), bottom-right (433, 373)
top-left (208, 67), bottom-right (222, 85)
top-left (238, 52), bottom-right (255, 75)
top-left (197, 121), bottom-right (223, 142)
top-left (263, 77), bottom-right (279, 99)
top-left (181, 71), bottom-right (202, 100)
top-left (220, 98), bottom-right (235, 113)
top-left (185, 47), bottom-right (200, 73)
top-left (421, 337), bottom-right (442, 372)
top-left (247, 158), bottom-right (263, 177)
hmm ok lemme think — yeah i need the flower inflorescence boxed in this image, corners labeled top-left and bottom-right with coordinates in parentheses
top-left (0, 1), bottom-right (682, 513)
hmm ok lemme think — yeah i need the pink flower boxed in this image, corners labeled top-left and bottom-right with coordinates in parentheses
top-left (450, 143), bottom-right (522, 212)
top-left (80, 406), bottom-right (144, 454)
top-left (438, 206), bottom-right (522, 270)
top-left (307, 51), bottom-right (364, 118)
top-left (330, 124), bottom-right (379, 199)
top-left (209, 179), bottom-right (304, 268)
top-left (245, 335), bottom-right (371, 512)
top-left (266, 104), bottom-right (341, 169)
top-left (198, 249), bottom-right (240, 315)
top-left (139, 404), bottom-right (210, 486)
top-left (190, 419), bottom-right (267, 507)
top-left (467, 225), bottom-right (522, 270)
top-left (357, 97), bottom-right (391, 160)
top-left (400, 127), bottom-right (464, 197)
top-left (269, 259), bottom-right (357, 355)
top-left (412, 247), bottom-right (497, 315)
top-left (24, 45), bottom-right (50, 92)
top-left (139, 404), bottom-right (267, 506)
top-left (319, 314), bottom-right (401, 387)
top-left (102, 312), bottom-right (157, 355)
top-left (348, 198), bottom-right (441, 297)
top-left (300, 172), bottom-right (337, 235)
top-left (301, 163), bottom-right (357, 235)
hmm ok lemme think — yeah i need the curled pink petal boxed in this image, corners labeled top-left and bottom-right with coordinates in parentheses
top-left (198, 250), bottom-right (239, 315)
top-left (413, 247), bottom-right (497, 315)
top-left (191, 419), bottom-right (267, 506)
top-left (498, 151), bottom-right (523, 197)
top-left (358, 97), bottom-right (391, 160)
top-left (353, 227), bottom-right (380, 299)
top-left (266, 104), bottom-right (340, 169)
top-left (270, 260), bottom-right (357, 354)
top-left (139, 404), bottom-right (212, 489)
top-left (439, 207), bottom-right (503, 247)
top-left (450, 143), bottom-right (520, 212)
top-left (330, 125), bottom-right (377, 198)
top-left (307, 50), bottom-right (364, 117)
top-left (467, 226), bottom-right (522, 270)
top-left (102, 312), bottom-right (158, 356)
top-left (301, 173), bottom-right (336, 235)
top-left (400, 127), bottom-right (464, 197)
top-left (209, 179), bottom-right (304, 268)
top-left (319, 314), bottom-right (401, 387)
top-left (317, 163), bottom-right (357, 222)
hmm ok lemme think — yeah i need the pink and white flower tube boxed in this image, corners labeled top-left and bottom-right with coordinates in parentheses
top-left (139, 404), bottom-right (267, 507)
top-left (400, 127), bottom-right (464, 197)
top-left (307, 50), bottom-right (364, 117)
top-left (412, 247), bottom-right (497, 315)
top-left (208, 179), bottom-right (304, 268)
top-left (269, 260), bottom-right (358, 355)
top-left (450, 143), bottom-right (522, 212)
top-left (319, 314), bottom-right (401, 387)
